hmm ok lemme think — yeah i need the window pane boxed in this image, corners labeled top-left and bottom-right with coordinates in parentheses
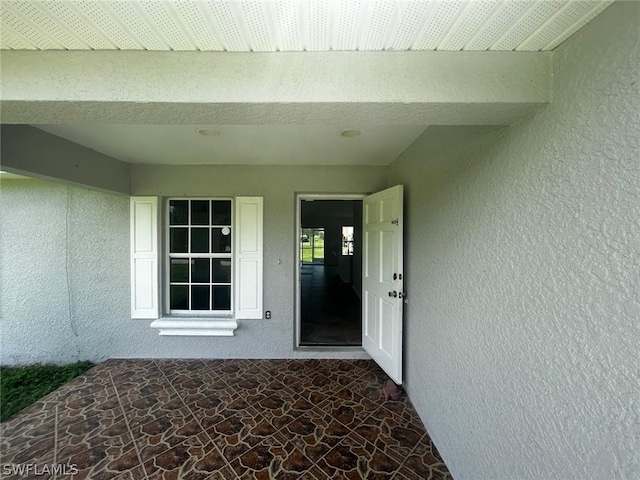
top-left (191, 286), bottom-right (210, 310)
top-left (170, 285), bottom-right (189, 310)
top-left (169, 200), bottom-right (188, 225)
top-left (213, 259), bottom-right (232, 283)
top-left (191, 228), bottom-right (209, 253)
top-left (342, 226), bottom-right (354, 256)
top-left (170, 259), bottom-right (189, 282)
top-left (191, 258), bottom-right (210, 283)
top-left (191, 200), bottom-right (210, 225)
top-left (170, 228), bottom-right (188, 253)
top-left (212, 201), bottom-right (231, 225)
top-left (212, 286), bottom-right (231, 310)
top-left (212, 228), bottom-right (232, 253)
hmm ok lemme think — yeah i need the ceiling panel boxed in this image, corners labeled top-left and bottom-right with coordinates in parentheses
top-left (171, 1), bottom-right (224, 51)
top-left (517, 0), bottom-right (611, 51)
top-left (33, 124), bottom-right (429, 166)
top-left (71, 0), bottom-right (143, 49)
top-left (464, 1), bottom-right (534, 50)
top-left (438, 0), bottom-right (499, 50)
top-left (491, 0), bottom-right (566, 50)
top-left (306, 0), bottom-right (331, 51)
top-left (0, 0), bottom-right (613, 52)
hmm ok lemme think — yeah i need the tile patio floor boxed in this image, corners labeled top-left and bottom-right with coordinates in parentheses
top-left (1, 359), bottom-right (452, 479)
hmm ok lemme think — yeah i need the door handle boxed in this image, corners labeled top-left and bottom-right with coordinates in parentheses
top-left (388, 291), bottom-right (397, 297)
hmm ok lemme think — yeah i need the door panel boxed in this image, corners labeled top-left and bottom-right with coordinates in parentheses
top-left (364, 291), bottom-right (377, 342)
top-left (362, 185), bottom-right (404, 384)
top-left (380, 298), bottom-right (394, 355)
top-left (380, 231), bottom-right (394, 285)
top-left (365, 231), bottom-right (379, 280)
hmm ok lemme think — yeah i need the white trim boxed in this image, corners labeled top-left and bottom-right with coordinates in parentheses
top-left (150, 318), bottom-right (238, 336)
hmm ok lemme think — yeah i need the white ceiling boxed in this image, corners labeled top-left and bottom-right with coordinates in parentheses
top-left (1, 0), bottom-right (612, 52)
top-left (3, 1), bottom-right (613, 166)
top-left (34, 124), bottom-right (428, 166)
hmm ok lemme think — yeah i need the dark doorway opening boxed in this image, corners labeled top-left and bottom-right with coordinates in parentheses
top-left (299, 199), bottom-right (362, 346)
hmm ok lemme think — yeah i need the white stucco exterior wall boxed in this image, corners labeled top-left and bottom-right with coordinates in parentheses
top-left (1, 165), bottom-right (387, 365)
top-left (388, 2), bottom-right (639, 480)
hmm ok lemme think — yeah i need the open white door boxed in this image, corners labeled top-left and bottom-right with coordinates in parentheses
top-left (362, 185), bottom-right (404, 384)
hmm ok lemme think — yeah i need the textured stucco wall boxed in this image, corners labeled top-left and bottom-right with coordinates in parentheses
top-left (388, 2), bottom-right (639, 480)
top-left (0, 180), bottom-right (130, 364)
top-left (1, 50), bottom-right (550, 126)
top-left (1, 165), bottom-right (386, 365)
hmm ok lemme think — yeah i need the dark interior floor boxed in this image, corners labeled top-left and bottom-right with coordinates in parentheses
top-left (300, 264), bottom-right (362, 346)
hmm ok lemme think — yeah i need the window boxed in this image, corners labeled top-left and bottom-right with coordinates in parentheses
top-left (300, 227), bottom-right (324, 264)
top-left (130, 196), bottom-right (264, 334)
top-left (167, 199), bottom-right (233, 314)
top-left (342, 226), bottom-right (354, 255)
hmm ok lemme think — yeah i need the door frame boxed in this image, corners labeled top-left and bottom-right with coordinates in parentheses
top-left (294, 192), bottom-right (367, 349)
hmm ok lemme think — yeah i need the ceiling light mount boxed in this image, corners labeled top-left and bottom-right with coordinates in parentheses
top-left (196, 128), bottom-right (220, 137)
top-left (341, 130), bottom-right (361, 138)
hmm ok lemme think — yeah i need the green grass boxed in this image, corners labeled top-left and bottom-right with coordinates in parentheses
top-left (301, 237), bottom-right (324, 263)
top-left (0, 361), bottom-right (94, 422)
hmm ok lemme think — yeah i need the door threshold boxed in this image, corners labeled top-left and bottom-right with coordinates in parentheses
top-left (296, 345), bottom-right (364, 352)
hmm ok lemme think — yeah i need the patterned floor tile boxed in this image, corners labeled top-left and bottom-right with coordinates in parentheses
top-left (316, 389), bottom-right (379, 430)
top-left (112, 465), bottom-right (148, 480)
top-left (0, 406), bottom-right (57, 454)
top-left (399, 435), bottom-right (453, 479)
top-left (227, 436), bottom-right (324, 479)
top-left (0, 435), bottom-right (55, 467)
top-left (206, 411), bottom-right (275, 462)
top-left (58, 393), bottom-right (123, 431)
top-left (172, 375), bottom-right (232, 408)
top-left (130, 413), bottom-right (207, 462)
top-left (62, 440), bottom-right (141, 480)
top-left (57, 414), bottom-right (132, 461)
top-left (142, 439), bottom-right (229, 479)
top-left (354, 405), bottom-right (426, 464)
top-left (187, 389), bottom-right (260, 432)
top-left (119, 381), bottom-right (177, 404)
top-left (124, 393), bottom-right (191, 430)
top-left (280, 406), bottom-right (362, 462)
top-left (155, 359), bottom-right (213, 383)
top-left (317, 435), bottom-right (403, 480)
top-left (0, 359), bottom-right (453, 479)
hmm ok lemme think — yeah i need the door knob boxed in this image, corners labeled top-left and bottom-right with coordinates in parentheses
top-left (388, 291), bottom-right (397, 297)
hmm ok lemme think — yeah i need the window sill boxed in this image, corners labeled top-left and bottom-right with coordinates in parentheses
top-left (150, 318), bottom-right (238, 336)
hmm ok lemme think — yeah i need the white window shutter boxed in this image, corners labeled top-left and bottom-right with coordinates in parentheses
top-left (130, 197), bottom-right (159, 319)
top-left (235, 196), bottom-right (263, 319)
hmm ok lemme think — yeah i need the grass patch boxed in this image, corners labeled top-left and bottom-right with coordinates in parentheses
top-left (1, 361), bottom-right (94, 422)
top-left (301, 237), bottom-right (324, 263)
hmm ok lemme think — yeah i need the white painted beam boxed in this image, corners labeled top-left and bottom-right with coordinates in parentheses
top-left (0, 50), bottom-right (551, 125)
